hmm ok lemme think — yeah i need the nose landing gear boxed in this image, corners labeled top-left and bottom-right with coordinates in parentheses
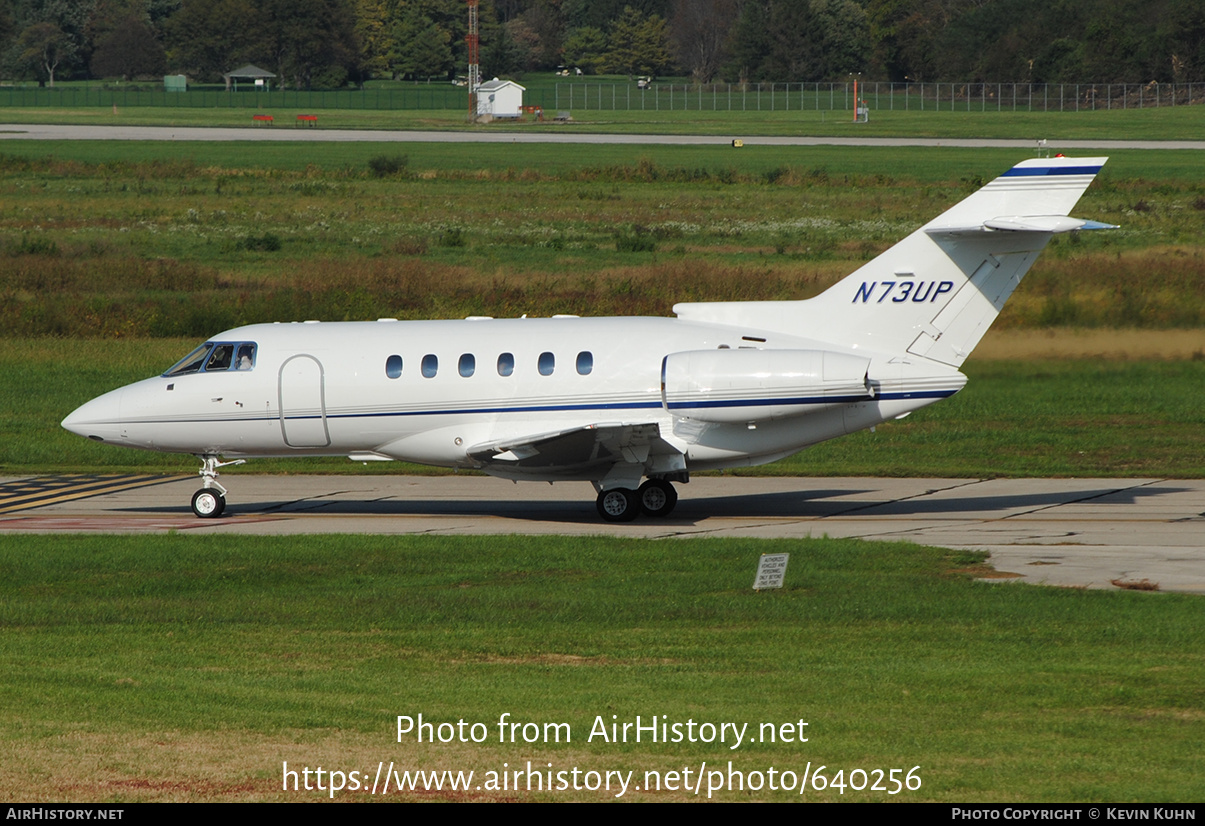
top-left (191, 455), bottom-right (245, 518)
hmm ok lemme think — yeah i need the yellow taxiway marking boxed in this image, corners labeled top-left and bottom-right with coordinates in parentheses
top-left (0, 475), bottom-right (180, 514)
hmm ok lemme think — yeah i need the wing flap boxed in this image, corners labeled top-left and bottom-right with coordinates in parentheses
top-left (468, 422), bottom-right (675, 473)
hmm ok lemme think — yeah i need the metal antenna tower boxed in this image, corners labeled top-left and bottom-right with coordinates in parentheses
top-left (466, 0), bottom-right (480, 120)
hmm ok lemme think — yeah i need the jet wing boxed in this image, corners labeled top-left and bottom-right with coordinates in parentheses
top-left (467, 422), bottom-right (675, 474)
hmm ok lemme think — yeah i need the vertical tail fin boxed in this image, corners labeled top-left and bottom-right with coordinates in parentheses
top-left (674, 157), bottom-right (1110, 365)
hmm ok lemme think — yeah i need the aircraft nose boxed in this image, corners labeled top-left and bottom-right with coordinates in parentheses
top-left (61, 388), bottom-right (125, 442)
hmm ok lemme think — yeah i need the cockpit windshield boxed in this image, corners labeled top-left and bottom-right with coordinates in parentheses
top-left (164, 342), bottom-right (257, 376)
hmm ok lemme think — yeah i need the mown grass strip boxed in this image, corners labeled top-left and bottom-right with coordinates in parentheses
top-left (4, 101), bottom-right (1205, 140)
top-left (1, 533), bottom-right (1201, 801)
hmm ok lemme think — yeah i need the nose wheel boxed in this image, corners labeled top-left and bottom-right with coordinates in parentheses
top-left (191, 454), bottom-right (244, 518)
top-left (191, 488), bottom-right (226, 518)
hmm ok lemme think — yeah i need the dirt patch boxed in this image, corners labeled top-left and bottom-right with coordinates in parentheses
top-left (977, 328), bottom-right (1204, 361)
top-left (1111, 578), bottom-right (1160, 591)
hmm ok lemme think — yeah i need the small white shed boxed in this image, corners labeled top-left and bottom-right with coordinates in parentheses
top-left (475, 78), bottom-right (525, 118)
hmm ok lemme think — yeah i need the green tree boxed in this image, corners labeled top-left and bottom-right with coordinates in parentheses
top-left (601, 5), bottom-right (670, 78)
top-left (389, 3), bottom-right (452, 80)
top-left (810, 0), bottom-right (868, 79)
top-left (890, 0), bottom-right (950, 82)
top-left (723, 0), bottom-right (771, 82)
top-left (564, 0), bottom-right (668, 30)
top-left (18, 20), bottom-right (72, 83)
top-left (669, 0), bottom-right (737, 83)
top-left (482, 18), bottom-right (529, 76)
top-left (761, 1), bottom-right (822, 82)
top-left (513, 0), bottom-right (563, 69)
top-left (1158, 0), bottom-right (1205, 81)
top-left (561, 24), bottom-right (606, 73)
top-left (259, 0), bottom-right (359, 89)
top-left (353, 0), bottom-right (391, 77)
top-left (90, 12), bottom-right (165, 77)
top-left (165, 0), bottom-right (261, 81)
top-left (8, 0), bottom-right (95, 82)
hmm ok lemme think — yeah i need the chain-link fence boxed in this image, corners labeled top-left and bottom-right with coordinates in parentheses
top-left (554, 81), bottom-right (1205, 112)
top-left (0, 80), bottom-right (1200, 112)
top-left (0, 85), bottom-right (466, 109)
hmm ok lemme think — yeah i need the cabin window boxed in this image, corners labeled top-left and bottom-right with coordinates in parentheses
top-left (497, 353), bottom-right (514, 376)
top-left (576, 351), bottom-right (593, 375)
top-left (459, 354), bottom-right (475, 377)
top-left (421, 354), bottom-right (438, 378)
top-left (385, 354), bottom-right (403, 379)
top-left (538, 352), bottom-right (555, 376)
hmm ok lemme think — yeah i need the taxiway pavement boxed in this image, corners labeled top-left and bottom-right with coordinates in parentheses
top-left (1, 474), bottom-right (1201, 595)
top-left (4, 123), bottom-right (1205, 150)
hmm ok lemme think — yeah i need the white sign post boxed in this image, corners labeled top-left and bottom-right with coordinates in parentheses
top-left (753, 553), bottom-right (789, 591)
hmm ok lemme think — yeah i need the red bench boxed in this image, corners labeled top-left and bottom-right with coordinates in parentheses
top-left (296, 114), bottom-right (318, 127)
top-left (252, 114), bottom-right (273, 125)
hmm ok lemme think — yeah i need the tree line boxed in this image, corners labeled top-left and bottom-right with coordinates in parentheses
top-left (2, 0), bottom-right (1203, 90)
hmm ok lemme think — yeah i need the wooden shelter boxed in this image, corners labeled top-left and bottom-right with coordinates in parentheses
top-left (223, 65), bottom-right (276, 91)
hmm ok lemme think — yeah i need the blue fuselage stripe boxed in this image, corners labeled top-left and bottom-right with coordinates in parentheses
top-left (667, 390), bottom-right (954, 410)
top-left (101, 390), bottom-right (958, 427)
top-left (1001, 165), bottom-right (1102, 177)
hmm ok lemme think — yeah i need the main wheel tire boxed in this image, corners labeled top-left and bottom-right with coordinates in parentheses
top-left (638, 479), bottom-right (678, 517)
top-left (191, 488), bottom-right (225, 518)
top-left (596, 488), bottom-right (639, 523)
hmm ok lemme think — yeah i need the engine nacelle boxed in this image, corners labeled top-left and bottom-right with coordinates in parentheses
top-left (661, 349), bottom-right (872, 423)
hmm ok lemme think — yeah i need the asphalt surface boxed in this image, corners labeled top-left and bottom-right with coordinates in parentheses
top-left (4, 123), bottom-right (1205, 149)
top-left (2, 474), bottom-right (1201, 594)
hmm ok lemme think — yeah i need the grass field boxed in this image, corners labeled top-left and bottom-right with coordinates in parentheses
top-left (4, 93), bottom-right (1205, 139)
top-left (2, 533), bottom-right (1202, 802)
top-left (1, 143), bottom-right (1202, 340)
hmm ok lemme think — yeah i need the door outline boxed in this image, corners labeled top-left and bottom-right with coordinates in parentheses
top-left (278, 354), bottom-right (331, 448)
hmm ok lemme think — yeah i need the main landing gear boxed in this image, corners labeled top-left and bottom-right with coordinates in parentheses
top-left (190, 455), bottom-right (245, 518)
top-left (595, 478), bottom-right (678, 523)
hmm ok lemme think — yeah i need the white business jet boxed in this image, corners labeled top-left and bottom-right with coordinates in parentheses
top-left (62, 156), bottom-right (1110, 521)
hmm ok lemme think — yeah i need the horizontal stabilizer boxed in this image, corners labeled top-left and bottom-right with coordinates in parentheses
top-left (927, 216), bottom-right (1118, 236)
